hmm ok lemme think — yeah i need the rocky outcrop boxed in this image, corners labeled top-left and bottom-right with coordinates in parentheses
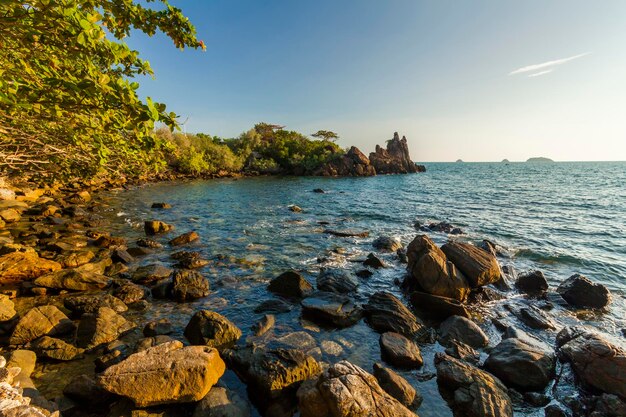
top-left (556, 274), bottom-right (612, 309)
top-left (316, 147), bottom-right (376, 177)
top-left (364, 291), bottom-right (425, 337)
top-left (10, 305), bottom-right (75, 345)
top-left (97, 341), bottom-right (225, 407)
top-left (441, 241), bottom-right (502, 287)
top-left (369, 132), bottom-right (420, 174)
top-left (184, 310), bottom-right (242, 350)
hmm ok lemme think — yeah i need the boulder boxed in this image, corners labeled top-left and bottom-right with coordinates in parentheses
top-left (364, 291), bottom-right (425, 337)
top-left (171, 270), bottom-right (210, 301)
top-left (113, 282), bottom-right (147, 304)
top-left (410, 291), bottom-right (470, 319)
top-left (316, 269), bottom-right (358, 294)
top-left (132, 264), bottom-right (172, 285)
top-left (30, 336), bottom-right (84, 361)
top-left (267, 271), bottom-right (312, 298)
top-left (557, 326), bottom-right (626, 399)
top-left (10, 305), bottom-right (75, 345)
top-left (136, 335), bottom-right (175, 352)
top-left (0, 208), bottom-right (21, 223)
top-left (441, 241), bottom-right (501, 287)
top-left (324, 228), bottom-right (370, 238)
top-left (63, 374), bottom-right (114, 406)
top-left (444, 341), bottom-right (481, 364)
top-left (405, 235), bottom-right (470, 301)
top-left (169, 231), bottom-right (200, 246)
top-left (192, 387), bottom-right (251, 417)
top-left (373, 362), bottom-right (422, 409)
top-left (484, 338), bottom-right (556, 391)
top-left (297, 360), bottom-right (415, 417)
top-left (97, 341), bottom-right (225, 407)
top-left (518, 306), bottom-right (556, 330)
top-left (435, 353), bottom-right (513, 417)
top-left (301, 292), bottom-right (362, 328)
top-left (184, 310), bottom-right (242, 350)
top-left (34, 269), bottom-right (111, 291)
top-left (0, 294), bottom-right (16, 321)
top-left (439, 315), bottom-right (489, 348)
top-left (379, 332), bottom-right (423, 368)
top-left (0, 251), bottom-right (62, 283)
top-left (252, 314), bottom-right (275, 337)
top-left (76, 307), bottom-right (135, 350)
top-left (516, 270), bottom-right (549, 294)
top-left (143, 318), bottom-right (173, 337)
top-left (64, 294), bottom-right (127, 316)
top-left (369, 133), bottom-right (420, 174)
top-left (363, 253), bottom-right (385, 269)
top-left (4, 350), bottom-right (36, 377)
top-left (254, 299), bottom-right (293, 314)
top-left (316, 146), bottom-right (376, 177)
top-left (111, 249), bottom-right (133, 264)
top-left (144, 220), bottom-right (173, 235)
top-left (288, 205), bottom-right (302, 212)
top-left (372, 236), bottom-right (403, 252)
top-left (556, 274), bottom-right (612, 309)
top-left (137, 238), bottom-right (163, 248)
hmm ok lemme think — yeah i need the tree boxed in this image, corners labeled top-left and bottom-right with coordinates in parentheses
top-left (0, 0), bottom-right (204, 179)
top-left (311, 130), bottom-right (339, 142)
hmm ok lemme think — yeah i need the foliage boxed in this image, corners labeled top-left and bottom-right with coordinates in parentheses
top-left (0, 0), bottom-right (204, 180)
top-left (311, 130), bottom-right (339, 142)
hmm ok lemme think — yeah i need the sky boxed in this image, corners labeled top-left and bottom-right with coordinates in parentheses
top-left (126, 0), bottom-right (626, 162)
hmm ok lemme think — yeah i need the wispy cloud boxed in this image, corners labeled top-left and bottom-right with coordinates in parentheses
top-left (509, 52), bottom-right (590, 76)
top-left (527, 69), bottom-right (553, 78)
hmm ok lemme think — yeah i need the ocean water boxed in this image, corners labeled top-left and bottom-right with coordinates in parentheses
top-left (46, 162), bottom-right (626, 416)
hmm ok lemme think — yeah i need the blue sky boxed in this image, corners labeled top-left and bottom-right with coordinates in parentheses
top-left (127, 1), bottom-right (626, 161)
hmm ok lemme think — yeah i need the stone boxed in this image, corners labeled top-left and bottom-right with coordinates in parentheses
top-left (556, 274), bottom-right (612, 309)
top-left (373, 362), bottom-right (422, 409)
top-left (34, 268), bottom-right (111, 291)
top-left (516, 270), bottom-right (549, 294)
top-left (112, 249), bottom-right (134, 264)
top-left (369, 133), bottom-right (420, 174)
top-left (484, 338), bottom-right (556, 391)
top-left (316, 269), bottom-right (358, 293)
top-left (59, 250), bottom-right (96, 268)
top-left (252, 314), bottom-right (275, 336)
top-left (0, 294), bottom-right (16, 321)
top-left (316, 146), bottom-right (376, 177)
top-left (169, 231), bottom-right (200, 246)
top-left (63, 374), bottom-right (113, 406)
top-left (445, 341), bottom-right (481, 364)
top-left (254, 299), bottom-right (293, 314)
top-left (0, 208), bottom-right (21, 223)
top-left (288, 205), bottom-right (302, 212)
top-left (518, 306), bottom-right (556, 330)
top-left (4, 350), bottom-right (36, 378)
top-left (30, 336), bottom-right (84, 361)
top-left (151, 203), bottom-right (171, 209)
top-left (143, 318), bottom-right (173, 337)
top-left (97, 341), bottom-right (226, 407)
top-left (137, 238), bottom-right (163, 248)
top-left (301, 292), bottom-right (362, 328)
top-left (323, 228), bottom-right (370, 238)
top-left (132, 264), bottom-right (172, 285)
top-left (184, 310), bottom-right (242, 350)
top-left (10, 305), bottom-right (75, 345)
top-left (95, 341), bottom-right (132, 371)
top-left (64, 294), bottom-right (128, 316)
top-left (171, 270), bottom-right (210, 301)
top-left (0, 188), bottom-right (16, 201)
top-left (113, 282), bottom-right (148, 304)
top-left (136, 335), bottom-right (175, 352)
top-left (405, 235), bottom-right (470, 301)
top-left (76, 307), bottom-right (135, 350)
top-left (364, 291), bottom-right (425, 337)
top-left (144, 220), bottom-right (173, 235)
top-left (0, 251), bottom-right (62, 283)
top-left (192, 387), bottom-right (251, 417)
top-left (372, 236), bottom-right (403, 252)
top-left (379, 332), bottom-right (423, 368)
top-left (410, 291), bottom-right (470, 319)
top-left (363, 253), bottom-right (385, 268)
top-left (267, 270), bottom-right (313, 298)
top-left (297, 360), bottom-right (415, 417)
top-left (544, 404), bottom-right (568, 417)
top-left (441, 240), bottom-right (502, 287)
top-left (435, 353), bottom-right (513, 417)
top-left (356, 269), bottom-right (373, 278)
top-left (439, 315), bottom-right (489, 348)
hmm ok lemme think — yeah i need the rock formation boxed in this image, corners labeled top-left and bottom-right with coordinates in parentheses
top-left (369, 132), bottom-right (420, 174)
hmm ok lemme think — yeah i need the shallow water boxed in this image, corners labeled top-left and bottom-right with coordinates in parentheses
top-left (37, 162), bottom-right (626, 416)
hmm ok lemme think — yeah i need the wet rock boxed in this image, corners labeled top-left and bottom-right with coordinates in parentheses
top-left (516, 270), bottom-right (549, 294)
top-left (379, 332), bottom-right (423, 368)
top-left (169, 231), bottom-right (200, 246)
top-left (151, 203), bottom-right (171, 209)
top-left (30, 336), bottom-right (84, 361)
top-left (373, 362), bottom-right (422, 409)
top-left (0, 251), bottom-right (62, 283)
top-left (420, 221), bottom-right (463, 235)
top-left (64, 294), bottom-right (127, 316)
top-left (484, 338), bottom-right (556, 391)
top-left (113, 282), bottom-right (148, 304)
top-left (297, 360), bottom-right (415, 417)
top-left (59, 250), bottom-right (95, 268)
top-left (544, 404), bottom-right (568, 417)
top-left (591, 393), bottom-right (626, 417)
top-left (410, 291), bottom-right (470, 319)
top-left (518, 306), bottom-right (556, 330)
top-left (317, 146), bottom-right (376, 177)
top-left (267, 271), bottom-right (313, 299)
top-left (316, 269), bottom-right (358, 293)
top-left (184, 310), bottom-right (242, 350)
top-left (288, 205), bottom-right (302, 212)
top-left (97, 340), bottom-right (226, 407)
top-left (0, 294), bottom-right (16, 321)
top-left (112, 249), bottom-right (134, 264)
top-left (556, 274), bottom-right (612, 309)
top-left (34, 268), bottom-right (111, 291)
top-left (192, 386), bottom-right (251, 417)
top-left (363, 253), bottom-right (385, 268)
top-left (364, 291), bottom-right (425, 337)
top-left (439, 315), bottom-right (489, 348)
top-left (137, 238), bottom-right (163, 248)
top-left (76, 307), bottom-right (135, 350)
top-left (10, 305), bottom-right (75, 345)
top-left (356, 269), bottom-right (373, 278)
top-left (445, 340), bottom-right (481, 364)
top-left (523, 392), bottom-right (550, 407)
top-left (435, 353), bottom-right (513, 417)
top-left (144, 220), bottom-right (174, 235)
top-left (405, 235), bottom-right (470, 301)
top-left (63, 374), bottom-right (114, 406)
top-left (252, 314), bottom-right (275, 337)
top-left (557, 326), bottom-right (626, 399)
top-left (301, 292), bottom-right (362, 328)
top-left (143, 318), bottom-right (173, 337)
top-left (254, 299), bottom-right (293, 314)
top-left (313, 188), bottom-right (325, 193)
top-left (173, 251), bottom-right (210, 269)
top-left (171, 270), bottom-right (210, 301)
top-left (324, 228), bottom-right (370, 238)
top-left (369, 133), bottom-right (420, 174)
top-left (441, 240), bottom-right (502, 287)
top-left (132, 264), bottom-right (172, 285)
top-left (372, 236), bottom-right (403, 252)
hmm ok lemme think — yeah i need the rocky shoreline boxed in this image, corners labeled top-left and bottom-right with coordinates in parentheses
top-left (0, 179), bottom-right (624, 417)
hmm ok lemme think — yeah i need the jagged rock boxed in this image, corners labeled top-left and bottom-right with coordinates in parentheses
top-left (297, 360), bottom-right (415, 417)
top-left (132, 264), bottom-right (172, 285)
top-left (435, 353), bottom-right (513, 417)
top-left (484, 338), bottom-right (556, 391)
top-left (373, 363), bottom-right (422, 409)
top-left (316, 269), bottom-right (358, 294)
top-left (30, 336), bottom-right (84, 361)
top-left (372, 236), bottom-right (403, 252)
top-left (317, 146), bottom-right (376, 177)
top-left (34, 268), bottom-right (111, 291)
top-left (557, 326), bottom-right (626, 399)
top-left (410, 291), bottom-right (470, 319)
top-left (144, 220), bottom-right (173, 235)
top-left (136, 335), bottom-right (175, 352)
top-left (0, 294), bottom-right (16, 321)
top-left (445, 341), bottom-right (481, 364)
top-left (10, 305), bottom-right (75, 345)
top-left (64, 294), bottom-right (127, 316)
top-left (516, 270), bottom-right (549, 294)
top-left (0, 252), bottom-right (62, 283)
top-left (518, 306), bottom-right (556, 330)
top-left (171, 270), bottom-right (210, 301)
top-left (169, 231), bottom-right (199, 246)
top-left (364, 291), bottom-right (425, 337)
top-left (184, 310), bottom-right (242, 350)
top-left (252, 314), bottom-right (275, 337)
top-left (556, 274), bottom-right (612, 309)
top-left (363, 253), bottom-right (385, 268)
top-left (113, 282), bottom-right (147, 304)
top-left (301, 292), bottom-right (362, 328)
top-left (438, 315), bottom-right (489, 348)
top-left (267, 271), bottom-right (313, 298)
top-left (441, 241), bottom-right (502, 287)
top-left (369, 133), bottom-right (420, 174)
top-left (405, 235), bottom-right (470, 301)
top-left (192, 387), bottom-right (251, 417)
top-left (76, 307), bottom-right (135, 350)
top-left (97, 341), bottom-right (225, 407)
top-left (379, 332), bottom-right (423, 368)
top-left (111, 249), bottom-right (133, 264)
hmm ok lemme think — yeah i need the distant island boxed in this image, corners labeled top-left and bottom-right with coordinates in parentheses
top-left (526, 157), bottom-right (554, 163)
top-left (456, 159), bottom-right (464, 163)
top-left (502, 159), bottom-right (510, 163)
